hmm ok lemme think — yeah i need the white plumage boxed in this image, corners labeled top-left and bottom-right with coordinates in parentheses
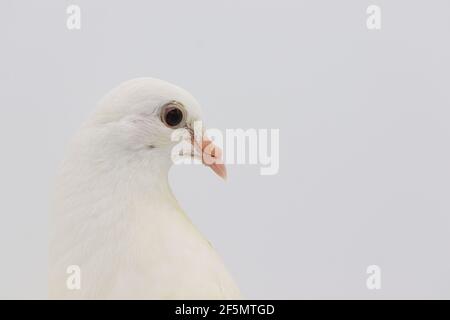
top-left (49, 78), bottom-right (241, 299)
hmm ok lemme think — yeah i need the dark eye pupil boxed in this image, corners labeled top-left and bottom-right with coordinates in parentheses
top-left (165, 108), bottom-right (183, 127)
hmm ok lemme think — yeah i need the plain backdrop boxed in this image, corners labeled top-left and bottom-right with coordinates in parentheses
top-left (1, 0), bottom-right (450, 299)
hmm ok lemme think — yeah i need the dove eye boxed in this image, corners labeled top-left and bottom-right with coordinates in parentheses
top-left (161, 101), bottom-right (186, 128)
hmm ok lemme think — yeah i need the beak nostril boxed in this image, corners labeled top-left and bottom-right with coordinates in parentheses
top-left (186, 125), bottom-right (227, 180)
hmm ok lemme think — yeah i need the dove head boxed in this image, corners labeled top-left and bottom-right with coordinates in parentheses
top-left (78, 78), bottom-right (226, 179)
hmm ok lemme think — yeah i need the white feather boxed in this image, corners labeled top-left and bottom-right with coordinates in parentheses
top-left (49, 78), bottom-right (241, 299)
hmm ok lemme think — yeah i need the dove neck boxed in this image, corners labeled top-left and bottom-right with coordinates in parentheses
top-left (111, 149), bottom-right (176, 207)
top-left (57, 142), bottom-right (179, 220)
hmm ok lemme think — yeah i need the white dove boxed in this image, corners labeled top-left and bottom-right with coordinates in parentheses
top-left (49, 78), bottom-right (241, 299)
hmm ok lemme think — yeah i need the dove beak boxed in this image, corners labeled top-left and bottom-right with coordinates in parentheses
top-left (192, 135), bottom-right (227, 180)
